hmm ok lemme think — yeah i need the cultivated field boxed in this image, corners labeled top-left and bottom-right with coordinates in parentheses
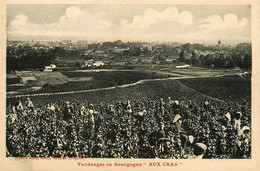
top-left (7, 75), bottom-right (251, 107)
top-left (6, 67), bottom-right (251, 109)
top-left (7, 70), bottom-right (168, 95)
top-left (179, 75), bottom-right (251, 103)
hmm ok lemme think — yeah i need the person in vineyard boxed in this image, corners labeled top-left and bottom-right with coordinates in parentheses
top-left (187, 143), bottom-right (207, 159)
top-left (157, 122), bottom-right (168, 152)
top-left (126, 100), bottom-right (132, 114)
top-left (47, 103), bottom-right (56, 113)
top-left (15, 100), bottom-right (24, 113)
top-left (172, 114), bottom-right (188, 156)
top-left (80, 105), bottom-right (86, 115)
top-left (63, 101), bottom-right (73, 122)
top-left (159, 98), bottom-right (165, 116)
top-left (233, 112), bottom-right (242, 134)
top-left (25, 98), bottom-right (34, 111)
top-left (166, 97), bottom-right (174, 111)
top-left (107, 104), bottom-right (116, 115)
top-left (172, 100), bottom-right (180, 114)
top-left (5, 98), bottom-right (251, 159)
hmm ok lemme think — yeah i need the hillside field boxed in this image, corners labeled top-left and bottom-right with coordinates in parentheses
top-left (7, 75), bottom-right (251, 107)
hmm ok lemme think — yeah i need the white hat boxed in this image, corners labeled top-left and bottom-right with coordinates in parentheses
top-left (237, 112), bottom-right (242, 116)
top-left (241, 126), bottom-right (250, 133)
top-left (173, 114), bottom-right (182, 123)
top-left (188, 135), bottom-right (194, 144)
top-left (138, 111), bottom-right (144, 116)
top-left (89, 109), bottom-right (94, 115)
top-left (225, 112), bottom-right (231, 121)
top-left (195, 143), bottom-right (207, 151)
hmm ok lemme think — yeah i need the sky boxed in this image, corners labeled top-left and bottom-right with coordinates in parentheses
top-left (7, 5), bottom-right (251, 45)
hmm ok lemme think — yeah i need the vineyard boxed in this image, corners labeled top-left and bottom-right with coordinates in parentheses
top-left (179, 75), bottom-right (251, 103)
top-left (7, 75), bottom-right (251, 107)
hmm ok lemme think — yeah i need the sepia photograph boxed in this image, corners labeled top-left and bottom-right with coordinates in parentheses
top-left (5, 4), bottom-right (253, 160)
top-left (2, 1), bottom-right (260, 170)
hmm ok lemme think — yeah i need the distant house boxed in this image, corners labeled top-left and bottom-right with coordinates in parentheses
top-left (82, 59), bottom-right (94, 67)
top-left (44, 66), bottom-right (52, 72)
top-left (165, 59), bottom-right (174, 64)
top-left (82, 60), bottom-right (105, 67)
top-left (44, 64), bottom-right (56, 72)
top-left (93, 61), bottom-right (105, 67)
top-left (176, 64), bottom-right (191, 69)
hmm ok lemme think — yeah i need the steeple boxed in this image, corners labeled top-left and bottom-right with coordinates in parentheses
top-left (218, 38), bottom-right (221, 46)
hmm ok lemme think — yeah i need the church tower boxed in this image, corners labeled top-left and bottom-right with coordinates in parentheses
top-left (218, 38), bottom-right (221, 46)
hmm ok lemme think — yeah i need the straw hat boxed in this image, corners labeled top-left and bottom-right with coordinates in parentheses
top-left (173, 114), bottom-right (182, 123)
top-left (241, 126), bottom-right (250, 133)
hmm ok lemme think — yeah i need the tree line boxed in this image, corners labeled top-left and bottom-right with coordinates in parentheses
top-left (179, 43), bottom-right (251, 70)
top-left (7, 50), bottom-right (56, 73)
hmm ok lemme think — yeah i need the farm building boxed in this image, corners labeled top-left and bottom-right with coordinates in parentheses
top-left (44, 66), bottom-right (52, 72)
top-left (82, 59), bottom-right (94, 67)
top-left (44, 64), bottom-right (56, 72)
top-left (93, 61), bottom-right (105, 67)
top-left (82, 60), bottom-right (105, 67)
top-left (176, 64), bottom-right (191, 69)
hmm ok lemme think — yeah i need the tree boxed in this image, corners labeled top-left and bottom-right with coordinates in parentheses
top-left (235, 43), bottom-right (252, 56)
top-left (182, 43), bottom-right (192, 53)
top-left (191, 51), bottom-right (197, 64)
top-left (75, 62), bottom-right (82, 69)
top-left (179, 50), bottom-right (185, 62)
top-left (213, 54), bottom-right (227, 68)
top-left (244, 53), bottom-right (252, 70)
top-left (226, 56), bottom-right (236, 69)
top-left (197, 59), bottom-right (202, 66)
top-left (202, 54), bottom-right (214, 67)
